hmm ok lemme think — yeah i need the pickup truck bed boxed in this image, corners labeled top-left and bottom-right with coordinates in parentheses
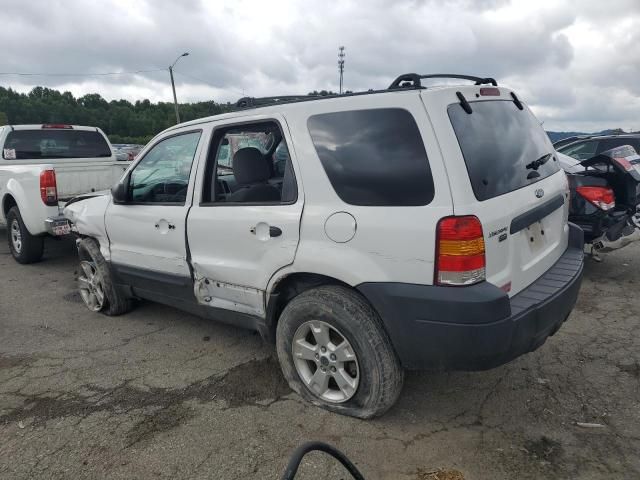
top-left (0, 124), bottom-right (131, 263)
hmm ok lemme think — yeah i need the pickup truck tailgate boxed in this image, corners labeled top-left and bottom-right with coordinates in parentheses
top-left (55, 160), bottom-right (129, 199)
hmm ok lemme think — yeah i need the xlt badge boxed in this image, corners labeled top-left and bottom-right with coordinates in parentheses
top-left (489, 226), bottom-right (508, 240)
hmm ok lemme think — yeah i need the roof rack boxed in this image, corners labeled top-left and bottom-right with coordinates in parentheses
top-left (234, 72), bottom-right (498, 110)
top-left (236, 95), bottom-right (333, 109)
top-left (388, 73), bottom-right (498, 89)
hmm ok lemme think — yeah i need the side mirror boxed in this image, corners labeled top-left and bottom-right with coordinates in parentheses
top-left (111, 179), bottom-right (128, 204)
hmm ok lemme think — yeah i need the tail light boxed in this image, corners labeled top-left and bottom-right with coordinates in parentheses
top-left (576, 186), bottom-right (615, 211)
top-left (435, 215), bottom-right (486, 286)
top-left (40, 169), bottom-right (58, 206)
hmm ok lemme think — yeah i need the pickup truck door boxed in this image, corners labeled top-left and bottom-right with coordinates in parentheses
top-left (187, 116), bottom-right (303, 318)
top-left (104, 128), bottom-right (206, 302)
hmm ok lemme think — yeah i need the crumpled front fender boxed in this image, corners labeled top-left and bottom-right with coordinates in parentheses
top-left (63, 194), bottom-right (112, 260)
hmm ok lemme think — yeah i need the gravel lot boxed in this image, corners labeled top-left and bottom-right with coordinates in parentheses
top-left (0, 230), bottom-right (639, 480)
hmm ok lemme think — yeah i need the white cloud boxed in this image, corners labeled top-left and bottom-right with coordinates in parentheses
top-left (0, 0), bottom-right (638, 131)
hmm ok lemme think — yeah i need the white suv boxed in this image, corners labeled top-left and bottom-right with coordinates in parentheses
top-left (64, 74), bottom-right (584, 418)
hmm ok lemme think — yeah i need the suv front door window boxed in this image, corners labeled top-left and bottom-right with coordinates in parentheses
top-left (128, 131), bottom-right (201, 204)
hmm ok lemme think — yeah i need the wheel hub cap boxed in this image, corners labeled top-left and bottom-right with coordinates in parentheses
top-left (292, 320), bottom-right (359, 403)
top-left (78, 260), bottom-right (105, 312)
top-left (10, 220), bottom-right (22, 253)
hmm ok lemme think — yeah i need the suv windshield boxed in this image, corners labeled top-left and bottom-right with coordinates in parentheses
top-left (3, 129), bottom-right (111, 160)
top-left (448, 100), bottom-right (559, 201)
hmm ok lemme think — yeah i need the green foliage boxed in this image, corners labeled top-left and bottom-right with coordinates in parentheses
top-left (0, 86), bottom-right (233, 144)
top-left (307, 90), bottom-right (353, 96)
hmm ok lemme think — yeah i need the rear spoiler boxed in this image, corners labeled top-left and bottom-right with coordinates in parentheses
top-left (579, 145), bottom-right (640, 181)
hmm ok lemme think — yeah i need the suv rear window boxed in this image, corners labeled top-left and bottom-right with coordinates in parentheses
top-left (3, 129), bottom-right (111, 160)
top-left (448, 100), bottom-right (559, 201)
top-left (308, 108), bottom-right (434, 206)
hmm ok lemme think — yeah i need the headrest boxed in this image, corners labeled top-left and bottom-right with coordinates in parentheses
top-left (232, 147), bottom-right (271, 185)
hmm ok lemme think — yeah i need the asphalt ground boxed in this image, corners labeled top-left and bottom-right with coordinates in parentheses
top-left (0, 230), bottom-right (638, 479)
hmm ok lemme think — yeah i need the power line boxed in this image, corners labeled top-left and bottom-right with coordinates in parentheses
top-left (173, 70), bottom-right (248, 98)
top-left (0, 68), bottom-right (166, 77)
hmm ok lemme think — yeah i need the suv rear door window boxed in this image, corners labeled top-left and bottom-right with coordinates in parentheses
top-left (448, 100), bottom-right (560, 201)
top-left (307, 108), bottom-right (434, 206)
top-left (3, 129), bottom-right (111, 159)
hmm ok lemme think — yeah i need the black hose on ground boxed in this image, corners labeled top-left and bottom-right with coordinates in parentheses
top-left (281, 441), bottom-right (366, 480)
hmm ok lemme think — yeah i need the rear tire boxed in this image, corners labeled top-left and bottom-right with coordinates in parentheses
top-left (77, 237), bottom-right (133, 316)
top-left (276, 285), bottom-right (404, 418)
top-left (6, 206), bottom-right (44, 264)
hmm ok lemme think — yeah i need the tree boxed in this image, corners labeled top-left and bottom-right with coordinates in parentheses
top-left (0, 86), bottom-right (233, 144)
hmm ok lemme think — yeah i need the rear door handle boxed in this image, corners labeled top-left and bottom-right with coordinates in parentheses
top-left (249, 224), bottom-right (282, 238)
top-left (269, 226), bottom-right (282, 237)
top-left (154, 220), bottom-right (175, 232)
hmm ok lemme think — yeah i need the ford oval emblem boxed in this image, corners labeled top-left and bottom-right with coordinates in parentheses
top-left (535, 188), bottom-right (545, 199)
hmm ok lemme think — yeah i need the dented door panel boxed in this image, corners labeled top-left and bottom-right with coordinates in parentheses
top-left (193, 272), bottom-right (265, 317)
top-left (187, 114), bottom-right (303, 318)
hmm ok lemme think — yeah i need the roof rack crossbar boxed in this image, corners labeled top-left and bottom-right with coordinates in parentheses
top-left (388, 73), bottom-right (498, 89)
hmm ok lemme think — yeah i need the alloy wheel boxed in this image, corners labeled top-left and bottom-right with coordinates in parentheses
top-left (78, 260), bottom-right (105, 312)
top-left (292, 320), bottom-right (360, 403)
top-left (10, 219), bottom-right (22, 253)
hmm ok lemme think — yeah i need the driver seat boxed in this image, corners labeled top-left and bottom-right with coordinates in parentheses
top-left (228, 147), bottom-right (280, 202)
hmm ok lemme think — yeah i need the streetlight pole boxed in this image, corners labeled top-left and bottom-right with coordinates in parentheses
top-left (169, 52), bottom-right (189, 124)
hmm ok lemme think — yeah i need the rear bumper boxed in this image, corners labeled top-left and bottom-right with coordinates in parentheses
top-left (357, 223), bottom-right (584, 371)
top-left (44, 215), bottom-right (71, 236)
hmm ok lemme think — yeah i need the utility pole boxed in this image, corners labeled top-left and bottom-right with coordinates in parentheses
top-left (169, 52), bottom-right (189, 124)
top-left (338, 46), bottom-right (345, 94)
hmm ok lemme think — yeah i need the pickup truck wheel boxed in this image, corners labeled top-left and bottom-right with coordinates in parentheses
top-left (77, 238), bottom-right (133, 316)
top-left (6, 206), bottom-right (44, 264)
top-left (276, 285), bottom-right (404, 419)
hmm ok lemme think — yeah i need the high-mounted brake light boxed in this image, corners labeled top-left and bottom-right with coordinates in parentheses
top-left (40, 169), bottom-right (58, 206)
top-left (435, 216), bottom-right (486, 286)
top-left (479, 87), bottom-right (500, 96)
top-left (613, 157), bottom-right (634, 172)
top-left (576, 186), bottom-right (615, 211)
top-left (42, 124), bottom-right (73, 129)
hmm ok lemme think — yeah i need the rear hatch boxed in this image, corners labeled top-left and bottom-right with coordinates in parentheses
top-left (579, 145), bottom-right (640, 208)
top-left (422, 87), bottom-right (569, 296)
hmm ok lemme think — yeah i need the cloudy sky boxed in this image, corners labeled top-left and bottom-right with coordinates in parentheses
top-left (1, 0), bottom-right (639, 131)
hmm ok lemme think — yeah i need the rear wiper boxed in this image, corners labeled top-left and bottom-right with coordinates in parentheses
top-left (526, 153), bottom-right (552, 170)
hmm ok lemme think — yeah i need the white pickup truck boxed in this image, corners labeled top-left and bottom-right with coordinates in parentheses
top-left (0, 124), bottom-right (130, 263)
